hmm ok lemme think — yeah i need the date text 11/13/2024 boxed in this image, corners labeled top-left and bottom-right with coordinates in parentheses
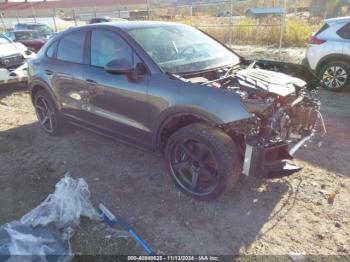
top-left (127, 256), bottom-right (220, 261)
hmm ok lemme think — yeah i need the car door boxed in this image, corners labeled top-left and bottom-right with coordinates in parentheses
top-left (82, 29), bottom-right (152, 148)
top-left (338, 23), bottom-right (350, 56)
top-left (44, 30), bottom-right (89, 120)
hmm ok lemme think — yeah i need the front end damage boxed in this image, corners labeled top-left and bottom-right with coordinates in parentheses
top-left (172, 61), bottom-right (326, 179)
top-left (0, 49), bottom-right (36, 85)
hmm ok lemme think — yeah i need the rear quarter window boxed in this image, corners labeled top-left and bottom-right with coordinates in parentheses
top-left (337, 23), bottom-right (350, 39)
top-left (46, 41), bottom-right (58, 58)
top-left (57, 31), bottom-right (86, 64)
top-left (315, 23), bottom-right (330, 36)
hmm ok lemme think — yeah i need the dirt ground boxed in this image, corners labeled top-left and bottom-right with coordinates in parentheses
top-left (0, 46), bottom-right (350, 257)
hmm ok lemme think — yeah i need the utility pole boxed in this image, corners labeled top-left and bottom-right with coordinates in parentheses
top-left (0, 13), bottom-right (6, 32)
top-left (72, 9), bottom-right (78, 27)
top-left (30, 3), bottom-right (37, 23)
top-left (146, 0), bottom-right (150, 20)
top-left (53, 8), bottom-right (57, 32)
top-left (16, 10), bottom-right (20, 24)
top-left (279, 0), bottom-right (287, 61)
top-left (229, 0), bottom-right (233, 47)
top-left (190, 4), bottom-right (193, 23)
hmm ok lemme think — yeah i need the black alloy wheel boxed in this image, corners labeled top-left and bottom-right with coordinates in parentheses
top-left (165, 123), bottom-right (241, 201)
top-left (34, 90), bottom-right (64, 135)
top-left (169, 139), bottom-right (220, 196)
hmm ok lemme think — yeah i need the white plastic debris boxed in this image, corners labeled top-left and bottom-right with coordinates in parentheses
top-left (21, 175), bottom-right (101, 229)
top-left (319, 189), bottom-right (329, 197)
top-left (0, 222), bottom-right (70, 261)
top-left (0, 174), bottom-right (101, 261)
top-left (288, 252), bottom-right (306, 262)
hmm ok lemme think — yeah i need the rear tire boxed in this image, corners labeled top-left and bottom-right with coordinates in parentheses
top-left (33, 90), bottom-right (67, 136)
top-left (318, 61), bottom-right (350, 92)
top-left (165, 123), bottom-right (241, 201)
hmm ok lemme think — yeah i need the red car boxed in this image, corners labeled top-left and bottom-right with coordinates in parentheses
top-left (4, 30), bottom-right (46, 53)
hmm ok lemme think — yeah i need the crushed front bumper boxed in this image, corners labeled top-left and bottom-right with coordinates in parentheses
top-left (242, 142), bottom-right (304, 178)
top-left (0, 63), bottom-right (28, 85)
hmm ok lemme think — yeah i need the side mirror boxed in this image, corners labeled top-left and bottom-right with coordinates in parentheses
top-left (105, 59), bottom-right (134, 75)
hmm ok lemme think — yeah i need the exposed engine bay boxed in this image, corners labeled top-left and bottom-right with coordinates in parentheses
top-left (170, 61), bottom-right (326, 178)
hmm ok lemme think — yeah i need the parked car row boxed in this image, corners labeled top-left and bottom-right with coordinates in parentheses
top-left (0, 34), bottom-right (36, 85)
top-left (14, 23), bottom-right (54, 39)
top-left (4, 30), bottom-right (46, 52)
top-left (0, 23), bottom-right (57, 85)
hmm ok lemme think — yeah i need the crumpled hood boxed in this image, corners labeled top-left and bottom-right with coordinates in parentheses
top-left (236, 68), bottom-right (306, 97)
top-left (0, 43), bottom-right (21, 57)
top-left (14, 42), bottom-right (28, 53)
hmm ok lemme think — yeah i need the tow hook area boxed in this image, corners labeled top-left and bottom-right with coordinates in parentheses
top-left (242, 142), bottom-right (302, 178)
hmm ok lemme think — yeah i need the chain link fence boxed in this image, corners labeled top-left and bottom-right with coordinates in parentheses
top-left (0, 1), bottom-right (319, 52)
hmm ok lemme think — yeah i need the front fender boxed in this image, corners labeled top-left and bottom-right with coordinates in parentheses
top-left (149, 79), bottom-right (252, 130)
top-left (170, 81), bottom-right (252, 124)
top-left (149, 75), bottom-right (252, 132)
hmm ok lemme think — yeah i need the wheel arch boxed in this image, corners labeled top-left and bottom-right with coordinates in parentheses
top-left (316, 53), bottom-right (350, 74)
top-left (156, 112), bottom-right (219, 155)
top-left (30, 80), bottom-right (61, 111)
top-left (31, 85), bottom-right (45, 102)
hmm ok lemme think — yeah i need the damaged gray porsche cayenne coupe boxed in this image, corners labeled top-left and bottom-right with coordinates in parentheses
top-left (28, 22), bottom-right (326, 200)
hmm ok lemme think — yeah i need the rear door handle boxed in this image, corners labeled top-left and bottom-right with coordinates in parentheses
top-left (44, 69), bottom-right (53, 75)
top-left (86, 79), bottom-right (97, 85)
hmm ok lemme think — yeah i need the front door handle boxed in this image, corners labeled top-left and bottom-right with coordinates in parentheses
top-left (86, 79), bottom-right (101, 95)
top-left (44, 69), bottom-right (53, 75)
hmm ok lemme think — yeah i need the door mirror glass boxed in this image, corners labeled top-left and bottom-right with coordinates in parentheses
top-left (105, 58), bottom-right (134, 75)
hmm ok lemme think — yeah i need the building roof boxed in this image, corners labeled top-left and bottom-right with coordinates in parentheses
top-left (0, 0), bottom-right (147, 11)
top-left (246, 7), bottom-right (285, 15)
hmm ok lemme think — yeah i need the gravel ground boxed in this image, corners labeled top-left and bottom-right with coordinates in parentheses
top-left (0, 46), bottom-right (349, 257)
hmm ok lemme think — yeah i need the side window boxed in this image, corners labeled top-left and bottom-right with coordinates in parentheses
top-left (337, 23), bottom-right (350, 40)
top-left (46, 41), bottom-right (58, 58)
top-left (57, 31), bottom-right (86, 63)
top-left (5, 32), bottom-right (15, 41)
top-left (91, 30), bottom-right (132, 68)
top-left (315, 23), bottom-right (330, 36)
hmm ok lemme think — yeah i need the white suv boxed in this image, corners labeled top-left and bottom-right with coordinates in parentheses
top-left (304, 16), bottom-right (350, 92)
top-left (0, 34), bottom-right (36, 85)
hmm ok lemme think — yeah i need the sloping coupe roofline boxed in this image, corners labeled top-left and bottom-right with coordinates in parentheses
top-left (80, 21), bottom-right (186, 30)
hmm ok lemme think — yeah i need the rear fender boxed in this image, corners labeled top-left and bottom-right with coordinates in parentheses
top-left (29, 78), bottom-right (62, 110)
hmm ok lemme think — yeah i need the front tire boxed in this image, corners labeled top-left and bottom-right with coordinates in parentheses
top-left (165, 123), bottom-right (241, 201)
top-left (33, 90), bottom-right (65, 135)
top-left (319, 61), bottom-right (350, 92)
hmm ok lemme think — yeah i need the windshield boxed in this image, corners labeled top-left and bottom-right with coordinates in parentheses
top-left (15, 31), bottom-right (40, 40)
top-left (127, 24), bottom-right (240, 74)
top-left (0, 35), bottom-right (11, 44)
top-left (28, 25), bottom-right (52, 35)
